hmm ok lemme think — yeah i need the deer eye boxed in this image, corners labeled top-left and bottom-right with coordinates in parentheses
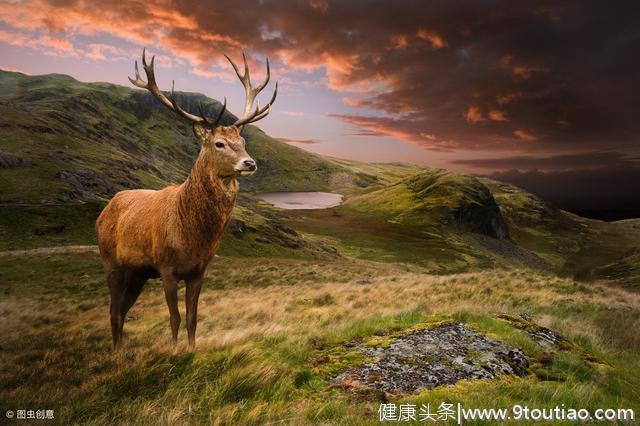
top-left (214, 140), bottom-right (225, 150)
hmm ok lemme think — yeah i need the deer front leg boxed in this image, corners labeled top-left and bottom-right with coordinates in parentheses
top-left (161, 272), bottom-right (181, 345)
top-left (185, 273), bottom-right (204, 349)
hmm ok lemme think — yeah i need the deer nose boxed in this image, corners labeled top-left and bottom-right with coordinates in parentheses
top-left (243, 159), bottom-right (257, 171)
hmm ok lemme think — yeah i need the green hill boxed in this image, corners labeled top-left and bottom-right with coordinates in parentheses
top-left (0, 70), bottom-right (373, 257)
top-left (276, 167), bottom-right (638, 276)
top-left (0, 69), bottom-right (638, 281)
top-left (0, 70), bottom-right (365, 204)
top-left (345, 169), bottom-right (509, 239)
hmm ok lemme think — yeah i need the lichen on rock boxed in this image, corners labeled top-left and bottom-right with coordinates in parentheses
top-left (333, 322), bottom-right (528, 395)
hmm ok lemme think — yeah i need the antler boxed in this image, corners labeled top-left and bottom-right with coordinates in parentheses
top-left (129, 48), bottom-right (226, 128)
top-left (225, 52), bottom-right (278, 128)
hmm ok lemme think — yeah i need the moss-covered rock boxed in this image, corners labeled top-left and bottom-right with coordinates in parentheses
top-left (331, 322), bottom-right (528, 395)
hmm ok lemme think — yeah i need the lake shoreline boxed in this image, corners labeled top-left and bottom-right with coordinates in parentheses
top-left (256, 191), bottom-right (344, 210)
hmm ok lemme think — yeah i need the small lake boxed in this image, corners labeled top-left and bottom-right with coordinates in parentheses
top-left (256, 192), bottom-right (343, 210)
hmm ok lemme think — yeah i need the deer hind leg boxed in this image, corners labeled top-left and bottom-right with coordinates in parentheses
top-left (185, 273), bottom-right (204, 349)
top-left (118, 270), bottom-right (147, 339)
top-left (161, 272), bottom-right (181, 345)
top-left (106, 267), bottom-right (126, 350)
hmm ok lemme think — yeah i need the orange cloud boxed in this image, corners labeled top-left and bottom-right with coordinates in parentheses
top-left (499, 54), bottom-right (513, 67)
top-left (308, 0), bottom-right (329, 14)
top-left (512, 65), bottom-right (548, 79)
top-left (86, 43), bottom-right (128, 61)
top-left (0, 29), bottom-right (78, 56)
top-left (420, 133), bottom-right (437, 140)
top-left (465, 105), bottom-right (485, 123)
top-left (330, 113), bottom-right (468, 152)
top-left (416, 29), bottom-right (445, 48)
top-left (0, 0), bottom-right (219, 70)
top-left (278, 137), bottom-right (319, 144)
top-left (391, 34), bottom-right (409, 49)
top-left (514, 129), bottom-right (537, 140)
top-left (489, 110), bottom-right (508, 121)
top-left (498, 54), bottom-right (548, 79)
top-left (496, 91), bottom-right (523, 105)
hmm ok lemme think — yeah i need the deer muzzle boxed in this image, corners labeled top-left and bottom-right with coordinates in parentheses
top-left (236, 158), bottom-right (257, 176)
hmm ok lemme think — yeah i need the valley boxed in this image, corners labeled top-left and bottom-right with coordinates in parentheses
top-left (1, 70), bottom-right (639, 424)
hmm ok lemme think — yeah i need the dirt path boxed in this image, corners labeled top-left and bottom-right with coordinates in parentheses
top-left (0, 245), bottom-right (99, 258)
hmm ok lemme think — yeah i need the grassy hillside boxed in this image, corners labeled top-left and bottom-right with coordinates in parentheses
top-left (589, 219), bottom-right (640, 288)
top-left (0, 69), bottom-right (367, 204)
top-left (344, 169), bottom-right (509, 238)
top-left (1, 69), bottom-right (638, 278)
top-left (0, 70), bottom-right (374, 255)
top-left (1, 251), bottom-right (639, 424)
top-left (276, 169), bottom-right (639, 277)
top-left (277, 169), bottom-right (524, 273)
top-left (485, 179), bottom-right (640, 278)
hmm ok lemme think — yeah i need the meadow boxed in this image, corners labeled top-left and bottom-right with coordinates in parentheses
top-left (1, 251), bottom-right (639, 424)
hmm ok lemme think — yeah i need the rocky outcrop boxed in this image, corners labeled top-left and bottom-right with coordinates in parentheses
top-left (0, 151), bottom-right (25, 168)
top-left (333, 322), bottom-right (527, 394)
top-left (57, 168), bottom-right (116, 201)
top-left (451, 193), bottom-right (509, 239)
top-left (407, 170), bottom-right (510, 239)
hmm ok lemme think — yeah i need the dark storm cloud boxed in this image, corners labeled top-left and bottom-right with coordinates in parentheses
top-left (486, 166), bottom-right (640, 221)
top-left (458, 151), bottom-right (640, 219)
top-left (4, 0), bottom-right (640, 153)
top-left (451, 151), bottom-right (640, 171)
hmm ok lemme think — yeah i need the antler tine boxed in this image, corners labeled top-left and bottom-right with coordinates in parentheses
top-left (128, 60), bottom-right (146, 88)
top-left (225, 53), bottom-right (252, 120)
top-left (214, 97), bottom-right (227, 126)
top-left (197, 97), bottom-right (228, 127)
top-left (129, 48), bottom-right (218, 127)
top-left (234, 80), bottom-right (278, 127)
top-left (255, 57), bottom-right (270, 93)
top-left (246, 99), bottom-right (274, 125)
top-left (225, 54), bottom-right (247, 83)
top-left (198, 103), bottom-right (217, 126)
top-left (242, 52), bottom-right (250, 84)
top-left (245, 104), bottom-right (271, 125)
top-left (226, 52), bottom-right (277, 128)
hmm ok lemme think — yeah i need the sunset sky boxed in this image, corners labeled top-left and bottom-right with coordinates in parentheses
top-left (1, 0), bottom-right (639, 218)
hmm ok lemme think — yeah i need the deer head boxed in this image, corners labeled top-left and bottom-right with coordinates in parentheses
top-left (128, 48), bottom-right (278, 178)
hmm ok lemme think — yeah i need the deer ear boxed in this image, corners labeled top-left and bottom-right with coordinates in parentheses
top-left (192, 122), bottom-right (211, 141)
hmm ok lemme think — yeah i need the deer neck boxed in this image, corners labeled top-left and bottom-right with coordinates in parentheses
top-left (177, 151), bottom-right (238, 243)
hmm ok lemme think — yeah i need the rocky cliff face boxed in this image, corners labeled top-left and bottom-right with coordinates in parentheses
top-left (406, 170), bottom-right (510, 240)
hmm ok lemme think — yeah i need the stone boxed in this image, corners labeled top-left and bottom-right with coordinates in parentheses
top-left (0, 151), bottom-right (25, 168)
top-left (333, 322), bottom-right (528, 395)
top-left (228, 218), bottom-right (247, 238)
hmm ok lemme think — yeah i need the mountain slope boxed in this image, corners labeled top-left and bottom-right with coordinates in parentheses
top-left (345, 169), bottom-right (509, 239)
top-left (282, 168), bottom-right (638, 276)
top-left (0, 70), bottom-right (371, 257)
top-left (0, 70), bottom-right (366, 204)
top-left (0, 70), bottom-right (638, 283)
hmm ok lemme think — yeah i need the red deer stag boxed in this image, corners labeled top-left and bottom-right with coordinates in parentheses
top-left (96, 49), bottom-right (277, 350)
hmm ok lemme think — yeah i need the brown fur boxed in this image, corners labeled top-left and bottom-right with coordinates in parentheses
top-left (96, 124), bottom-right (255, 349)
